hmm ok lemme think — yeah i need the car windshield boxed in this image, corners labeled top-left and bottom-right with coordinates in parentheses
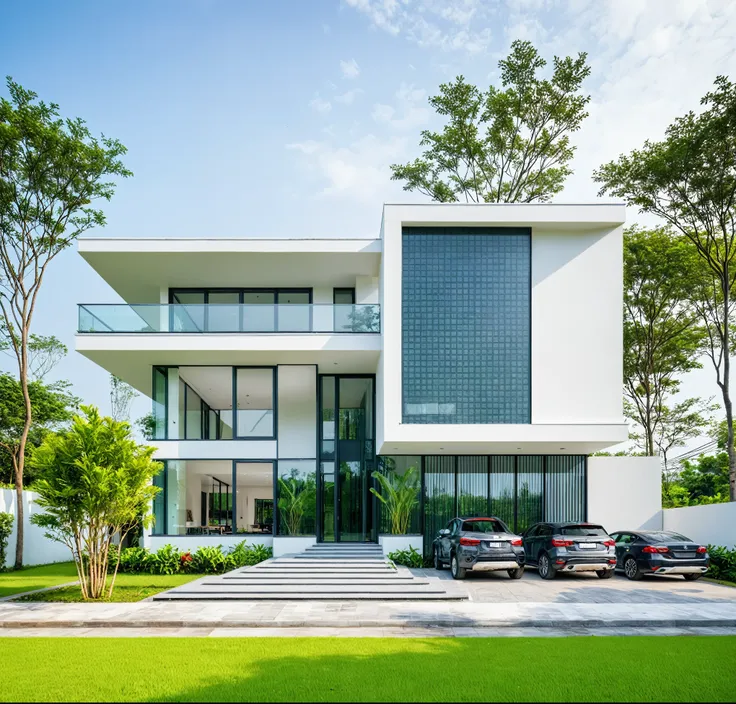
top-left (462, 519), bottom-right (506, 533)
top-left (560, 525), bottom-right (608, 537)
top-left (642, 531), bottom-right (690, 543)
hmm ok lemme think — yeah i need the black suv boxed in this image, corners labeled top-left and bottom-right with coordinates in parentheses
top-left (433, 517), bottom-right (525, 580)
top-left (522, 522), bottom-right (617, 579)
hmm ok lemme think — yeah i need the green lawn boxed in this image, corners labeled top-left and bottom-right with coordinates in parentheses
top-left (17, 572), bottom-right (203, 602)
top-left (0, 636), bottom-right (734, 702)
top-left (0, 562), bottom-right (78, 598)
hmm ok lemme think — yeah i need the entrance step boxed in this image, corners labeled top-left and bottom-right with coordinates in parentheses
top-left (154, 544), bottom-right (465, 602)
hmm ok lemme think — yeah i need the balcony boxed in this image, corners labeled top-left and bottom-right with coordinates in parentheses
top-left (77, 303), bottom-right (381, 334)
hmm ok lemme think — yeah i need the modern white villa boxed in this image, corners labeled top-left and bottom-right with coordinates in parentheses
top-left (75, 203), bottom-right (661, 558)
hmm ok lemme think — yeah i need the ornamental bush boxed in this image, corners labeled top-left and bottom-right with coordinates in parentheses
top-left (707, 545), bottom-right (736, 583)
top-left (0, 513), bottom-right (14, 570)
top-left (107, 542), bottom-right (272, 575)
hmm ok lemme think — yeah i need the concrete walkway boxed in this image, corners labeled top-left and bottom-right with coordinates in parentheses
top-left (2, 599), bottom-right (736, 630)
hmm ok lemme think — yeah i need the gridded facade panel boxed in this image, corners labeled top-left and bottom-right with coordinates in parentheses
top-left (401, 227), bottom-right (531, 424)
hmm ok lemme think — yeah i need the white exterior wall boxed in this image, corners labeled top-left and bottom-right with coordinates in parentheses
top-left (151, 439), bottom-right (277, 460)
top-left (587, 456), bottom-right (662, 532)
top-left (148, 534), bottom-right (272, 553)
top-left (531, 228), bottom-right (623, 424)
top-left (277, 365), bottom-right (317, 459)
top-left (378, 203), bottom-right (628, 455)
top-left (0, 489), bottom-right (71, 567)
top-left (663, 503), bottom-right (736, 549)
top-left (273, 536), bottom-right (316, 556)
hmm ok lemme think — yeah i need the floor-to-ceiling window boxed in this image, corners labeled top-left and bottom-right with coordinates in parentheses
top-left (411, 455), bottom-right (586, 556)
top-left (318, 375), bottom-right (375, 542)
top-left (152, 460), bottom-right (274, 536)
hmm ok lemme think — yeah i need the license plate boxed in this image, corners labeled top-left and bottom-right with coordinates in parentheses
top-left (486, 542), bottom-right (504, 548)
top-left (579, 542), bottom-right (597, 549)
top-left (674, 551), bottom-right (694, 558)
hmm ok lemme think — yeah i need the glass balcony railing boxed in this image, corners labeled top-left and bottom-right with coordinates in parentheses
top-left (77, 303), bottom-right (381, 334)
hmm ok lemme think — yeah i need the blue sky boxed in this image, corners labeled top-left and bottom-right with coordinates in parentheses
top-left (1, 0), bottom-right (735, 434)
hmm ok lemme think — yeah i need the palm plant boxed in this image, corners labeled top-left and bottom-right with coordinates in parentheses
top-left (370, 466), bottom-right (420, 535)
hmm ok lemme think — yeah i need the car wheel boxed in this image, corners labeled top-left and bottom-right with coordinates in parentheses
top-left (450, 554), bottom-right (466, 580)
top-left (508, 566), bottom-right (525, 579)
top-left (596, 569), bottom-right (614, 579)
top-left (539, 553), bottom-right (556, 580)
top-left (433, 548), bottom-right (446, 570)
top-left (624, 557), bottom-right (643, 581)
top-left (683, 573), bottom-right (702, 581)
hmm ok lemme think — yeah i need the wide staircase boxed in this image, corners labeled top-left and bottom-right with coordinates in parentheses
top-left (154, 542), bottom-right (465, 601)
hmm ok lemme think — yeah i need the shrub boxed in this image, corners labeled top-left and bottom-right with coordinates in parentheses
top-left (191, 546), bottom-right (231, 574)
top-left (146, 544), bottom-right (181, 575)
top-left (229, 541), bottom-right (272, 568)
top-left (707, 545), bottom-right (736, 583)
top-left (0, 513), bottom-right (13, 571)
top-left (387, 545), bottom-right (423, 568)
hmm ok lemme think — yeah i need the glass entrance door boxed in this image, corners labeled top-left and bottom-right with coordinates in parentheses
top-left (318, 375), bottom-right (376, 542)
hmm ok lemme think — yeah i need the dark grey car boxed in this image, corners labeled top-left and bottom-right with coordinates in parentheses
top-left (433, 517), bottom-right (525, 580)
top-left (610, 530), bottom-right (710, 580)
top-left (522, 522), bottom-right (617, 579)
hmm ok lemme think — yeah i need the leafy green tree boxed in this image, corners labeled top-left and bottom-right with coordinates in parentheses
top-left (0, 77), bottom-right (131, 567)
top-left (391, 40), bottom-right (591, 203)
top-left (678, 452), bottom-right (730, 504)
top-left (109, 374), bottom-right (137, 421)
top-left (622, 226), bottom-right (705, 455)
top-left (0, 374), bottom-right (78, 485)
top-left (30, 406), bottom-right (161, 600)
top-left (595, 76), bottom-right (736, 501)
top-left (654, 398), bottom-right (717, 474)
top-left (0, 328), bottom-right (67, 381)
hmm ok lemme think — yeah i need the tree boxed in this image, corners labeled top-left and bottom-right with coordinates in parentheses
top-left (370, 466), bottom-right (420, 535)
top-left (654, 398), bottom-right (716, 475)
top-left (30, 406), bottom-right (161, 600)
top-left (622, 226), bottom-right (705, 455)
top-left (595, 75), bottom-right (736, 501)
top-left (110, 374), bottom-right (137, 422)
top-left (0, 374), bottom-right (78, 485)
top-left (135, 413), bottom-right (156, 441)
top-left (0, 78), bottom-right (130, 567)
top-left (390, 40), bottom-right (591, 203)
top-left (0, 327), bottom-right (67, 381)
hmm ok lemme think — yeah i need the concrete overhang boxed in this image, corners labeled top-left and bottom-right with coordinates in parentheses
top-left (76, 333), bottom-right (381, 396)
top-left (78, 238), bottom-right (382, 304)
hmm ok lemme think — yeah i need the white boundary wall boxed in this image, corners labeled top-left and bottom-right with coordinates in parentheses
top-left (663, 503), bottom-right (736, 549)
top-left (147, 534), bottom-right (273, 553)
top-left (587, 457), bottom-right (662, 533)
top-left (0, 489), bottom-right (70, 568)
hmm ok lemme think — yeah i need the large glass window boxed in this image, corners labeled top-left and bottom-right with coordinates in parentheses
top-left (234, 462), bottom-right (274, 534)
top-left (235, 367), bottom-right (275, 438)
top-left (243, 292), bottom-right (275, 332)
top-left (277, 460), bottom-right (317, 536)
top-left (489, 456), bottom-right (515, 528)
top-left (458, 456), bottom-right (488, 517)
top-left (171, 292), bottom-right (205, 332)
top-left (152, 367), bottom-right (167, 439)
top-left (545, 456), bottom-right (585, 523)
top-left (516, 456), bottom-right (543, 533)
top-left (277, 291), bottom-right (310, 332)
top-left (401, 227), bottom-right (531, 424)
top-left (423, 456), bottom-right (455, 555)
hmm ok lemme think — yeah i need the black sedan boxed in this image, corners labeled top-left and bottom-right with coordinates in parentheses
top-left (522, 522), bottom-right (617, 579)
top-left (609, 530), bottom-right (710, 580)
top-left (433, 517), bottom-right (525, 580)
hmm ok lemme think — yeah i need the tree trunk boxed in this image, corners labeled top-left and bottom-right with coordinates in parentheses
top-left (14, 332), bottom-right (32, 570)
top-left (721, 272), bottom-right (736, 502)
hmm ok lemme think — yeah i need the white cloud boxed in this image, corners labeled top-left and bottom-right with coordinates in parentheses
top-left (340, 58), bottom-right (361, 79)
top-left (344, 0), bottom-right (496, 53)
top-left (371, 83), bottom-right (430, 130)
top-left (287, 134), bottom-right (410, 202)
top-left (309, 95), bottom-right (332, 114)
top-left (334, 88), bottom-right (364, 105)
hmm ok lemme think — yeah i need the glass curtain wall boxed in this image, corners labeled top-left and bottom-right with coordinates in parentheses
top-left (420, 455), bottom-right (586, 556)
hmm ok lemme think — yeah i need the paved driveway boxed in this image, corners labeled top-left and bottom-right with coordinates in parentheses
top-left (411, 567), bottom-right (736, 603)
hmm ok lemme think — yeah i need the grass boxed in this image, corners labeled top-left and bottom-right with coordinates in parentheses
top-left (703, 576), bottom-right (736, 588)
top-left (0, 562), bottom-right (78, 598)
top-left (17, 572), bottom-right (203, 602)
top-left (0, 636), bottom-right (734, 702)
